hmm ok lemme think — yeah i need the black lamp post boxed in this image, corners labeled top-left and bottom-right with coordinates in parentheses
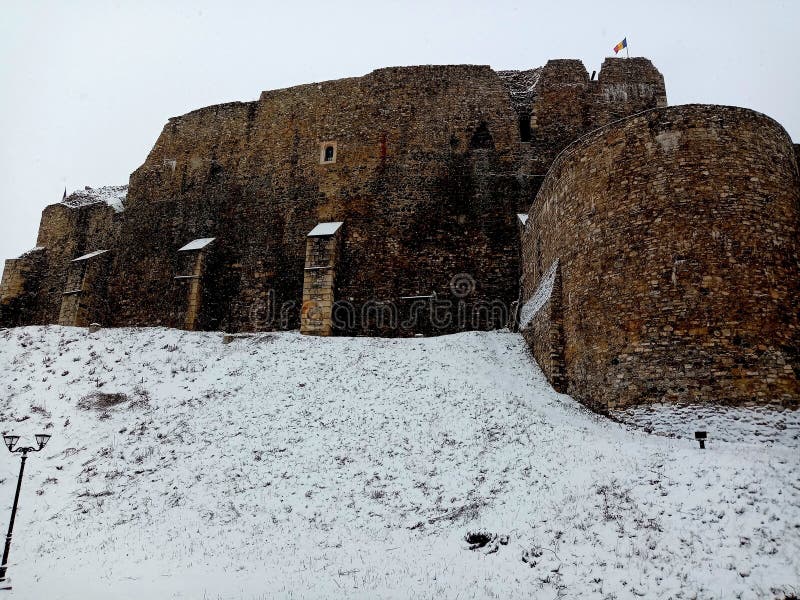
top-left (0, 433), bottom-right (51, 584)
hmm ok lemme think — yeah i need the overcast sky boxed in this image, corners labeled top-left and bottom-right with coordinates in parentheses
top-left (1, 0), bottom-right (798, 266)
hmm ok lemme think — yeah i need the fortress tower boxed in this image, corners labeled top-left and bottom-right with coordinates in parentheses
top-left (520, 105), bottom-right (800, 409)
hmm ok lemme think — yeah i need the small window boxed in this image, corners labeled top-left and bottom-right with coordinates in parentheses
top-left (319, 141), bottom-right (337, 164)
top-left (519, 114), bottom-right (532, 143)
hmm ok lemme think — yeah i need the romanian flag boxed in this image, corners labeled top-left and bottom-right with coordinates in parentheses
top-left (613, 38), bottom-right (627, 54)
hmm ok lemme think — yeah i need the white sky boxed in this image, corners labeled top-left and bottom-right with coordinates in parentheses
top-left (1, 0), bottom-right (798, 265)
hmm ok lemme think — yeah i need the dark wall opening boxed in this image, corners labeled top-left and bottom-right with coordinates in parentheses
top-left (469, 122), bottom-right (495, 150)
top-left (519, 114), bottom-right (532, 142)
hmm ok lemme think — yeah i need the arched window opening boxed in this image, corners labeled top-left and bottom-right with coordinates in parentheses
top-left (319, 141), bottom-right (337, 164)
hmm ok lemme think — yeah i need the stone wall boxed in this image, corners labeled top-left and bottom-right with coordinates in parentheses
top-left (57, 251), bottom-right (113, 327)
top-left (795, 144), bottom-right (800, 180)
top-left (0, 200), bottom-right (120, 327)
top-left (588, 57), bottom-right (667, 125)
top-left (301, 223), bottom-right (343, 336)
top-left (108, 65), bottom-right (525, 334)
top-left (526, 57), bottom-right (667, 173)
top-left (0, 248), bottom-right (47, 326)
top-left (36, 202), bottom-right (121, 325)
top-left (521, 104), bottom-right (800, 410)
top-left (108, 60), bottom-right (666, 335)
top-left (2, 58), bottom-right (668, 337)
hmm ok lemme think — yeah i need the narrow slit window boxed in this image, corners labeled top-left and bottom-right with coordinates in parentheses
top-left (519, 114), bottom-right (532, 142)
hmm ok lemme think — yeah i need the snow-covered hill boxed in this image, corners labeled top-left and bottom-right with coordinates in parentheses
top-left (0, 326), bottom-right (797, 599)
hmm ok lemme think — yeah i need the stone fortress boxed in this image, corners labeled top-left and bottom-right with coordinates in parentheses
top-left (1, 57), bottom-right (798, 411)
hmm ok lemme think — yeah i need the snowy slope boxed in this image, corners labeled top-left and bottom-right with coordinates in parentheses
top-left (0, 326), bottom-right (797, 599)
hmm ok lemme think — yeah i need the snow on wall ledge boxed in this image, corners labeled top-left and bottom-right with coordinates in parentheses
top-left (62, 185), bottom-right (127, 213)
top-left (519, 258), bottom-right (558, 328)
top-left (519, 259), bottom-right (566, 393)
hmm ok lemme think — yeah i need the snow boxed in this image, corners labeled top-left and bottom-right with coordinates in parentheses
top-left (614, 402), bottom-right (800, 448)
top-left (497, 68), bottom-right (544, 112)
top-left (519, 259), bottom-right (559, 328)
top-left (0, 326), bottom-right (797, 599)
top-left (62, 185), bottom-right (127, 213)
top-left (517, 213), bottom-right (528, 226)
top-left (307, 222), bottom-right (343, 237)
top-left (177, 238), bottom-right (215, 252)
top-left (71, 250), bottom-right (108, 262)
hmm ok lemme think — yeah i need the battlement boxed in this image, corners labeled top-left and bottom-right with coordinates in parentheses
top-left (596, 56), bottom-right (665, 85)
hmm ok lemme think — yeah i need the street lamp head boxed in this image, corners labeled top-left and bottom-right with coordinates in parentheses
top-left (35, 434), bottom-right (51, 450)
top-left (3, 435), bottom-right (20, 452)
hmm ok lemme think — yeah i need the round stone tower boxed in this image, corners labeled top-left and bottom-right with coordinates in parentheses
top-left (521, 104), bottom-right (800, 410)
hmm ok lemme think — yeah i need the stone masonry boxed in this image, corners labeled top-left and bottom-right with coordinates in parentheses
top-left (0, 58), bottom-right (666, 338)
top-left (301, 222), bottom-right (343, 336)
top-left (2, 57), bottom-right (798, 410)
top-left (57, 250), bottom-right (112, 327)
top-left (520, 105), bottom-right (800, 410)
top-left (0, 247), bottom-right (46, 326)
